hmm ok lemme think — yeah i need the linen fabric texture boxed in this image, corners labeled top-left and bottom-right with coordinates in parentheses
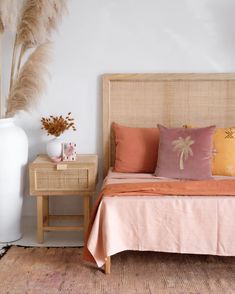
top-left (113, 123), bottom-right (159, 173)
top-left (155, 125), bottom-right (216, 180)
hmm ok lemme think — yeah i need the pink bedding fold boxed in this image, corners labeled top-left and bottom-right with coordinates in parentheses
top-left (84, 173), bottom-right (235, 267)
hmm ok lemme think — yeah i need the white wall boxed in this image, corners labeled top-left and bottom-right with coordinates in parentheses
top-left (4, 0), bottom-right (235, 216)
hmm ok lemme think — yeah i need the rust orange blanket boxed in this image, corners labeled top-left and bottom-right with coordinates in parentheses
top-left (83, 179), bottom-right (235, 263)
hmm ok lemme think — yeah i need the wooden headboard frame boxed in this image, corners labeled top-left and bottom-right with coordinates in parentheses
top-left (103, 73), bottom-right (235, 176)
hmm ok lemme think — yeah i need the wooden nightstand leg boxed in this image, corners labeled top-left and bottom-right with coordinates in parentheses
top-left (104, 257), bottom-right (111, 274)
top-left (89, 195), bottom-right (93, 214)
top-left (43, 196), bottom-right (49, 226)
top-left (83, 195), bottom-right (90, 235)
top-left (37, 196), bottom-right (44, 243)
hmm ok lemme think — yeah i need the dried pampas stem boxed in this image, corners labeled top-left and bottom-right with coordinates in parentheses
top-left (0, 19), bottom-right (3, 34)
top-left (9, 35), bottom-right (18, 93)
top-left (6, 43), bottom-right (52, 117)
top-left (15, 44), bottom-right (26, 78)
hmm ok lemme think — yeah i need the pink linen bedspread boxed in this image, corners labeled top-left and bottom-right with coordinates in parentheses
top-left (86, 170), bottom-right (235, 267)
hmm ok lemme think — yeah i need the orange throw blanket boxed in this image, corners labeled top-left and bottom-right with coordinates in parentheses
top-left (83, 179), bottom-right (235, 263)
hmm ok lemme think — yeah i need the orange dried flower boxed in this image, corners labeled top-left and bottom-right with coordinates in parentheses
top-left (41, 112), bottom-right (76, 137)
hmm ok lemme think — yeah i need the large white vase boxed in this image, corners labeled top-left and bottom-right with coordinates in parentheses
top-left (0, 118), bottom-right (28, 242)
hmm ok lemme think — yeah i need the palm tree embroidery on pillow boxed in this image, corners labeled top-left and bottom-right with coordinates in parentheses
top-left (172, 136), bottom-right (195, 170)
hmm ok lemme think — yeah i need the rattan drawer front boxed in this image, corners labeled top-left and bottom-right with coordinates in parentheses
top-left (35, 169), bottom-right (88, 191)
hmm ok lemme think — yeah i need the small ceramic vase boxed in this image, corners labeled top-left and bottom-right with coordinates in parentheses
top-left (46, 136), bottom-right (62, 158)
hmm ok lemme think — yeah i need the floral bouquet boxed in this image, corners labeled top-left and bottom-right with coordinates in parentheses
top-left (41, 112), bottom-right (76, 137)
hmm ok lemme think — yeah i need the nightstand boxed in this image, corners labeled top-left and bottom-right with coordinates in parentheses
top-left (29, 154), bottom-right (98, 243)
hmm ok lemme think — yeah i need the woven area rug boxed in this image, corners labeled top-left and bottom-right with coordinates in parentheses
top-left (0, 246), bottom-right (234, 294)
top-left (0, 245), bottom-right (8, 258)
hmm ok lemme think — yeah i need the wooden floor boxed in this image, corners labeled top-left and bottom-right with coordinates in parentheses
top-left (0, 246), bottom-right (234, 294)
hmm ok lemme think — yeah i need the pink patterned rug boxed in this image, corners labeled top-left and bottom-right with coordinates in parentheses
top-left (0, 246), bottom-right (234, 294)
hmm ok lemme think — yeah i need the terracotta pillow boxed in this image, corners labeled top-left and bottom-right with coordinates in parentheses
top-left (155, 125), bottom-right (216, 179)
top-left (113, 123), bottom-right (159, 173)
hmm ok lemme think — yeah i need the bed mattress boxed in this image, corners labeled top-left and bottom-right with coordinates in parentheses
top-left (87, 170), bottom-right (235, 267)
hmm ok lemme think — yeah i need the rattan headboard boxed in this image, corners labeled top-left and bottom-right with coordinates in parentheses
top-left (103, 73), bottom-right (235, 176)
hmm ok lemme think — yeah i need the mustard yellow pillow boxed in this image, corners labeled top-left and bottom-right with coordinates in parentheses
top-left (212, 127), bottom-right (235, 176)
top-left (183, 125), bottom-right (235, 176)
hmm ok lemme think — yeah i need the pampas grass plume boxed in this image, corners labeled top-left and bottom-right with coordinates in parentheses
top-left (6, 43), bottom-right (52, 116)
top-left (0, 0), bottom-right (20, 33)
top-left (1, 0), bottom-right (67, 117)
top-left (17, 0), bottom-right (47, 48)
top-left (17, 0), bottom-right (68, 48)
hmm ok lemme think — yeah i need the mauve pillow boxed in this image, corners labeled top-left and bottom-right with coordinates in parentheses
top-left (155, 124), bottom-right (216, 179)
top-left (113, 123), bottom-right (159, 173)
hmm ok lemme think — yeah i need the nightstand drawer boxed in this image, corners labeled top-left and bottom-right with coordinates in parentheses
top-left (35, 168), bottom-right (88, 191)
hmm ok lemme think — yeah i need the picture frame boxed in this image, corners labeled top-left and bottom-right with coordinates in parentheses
top-left (62, 142), bottom-right (77, 161)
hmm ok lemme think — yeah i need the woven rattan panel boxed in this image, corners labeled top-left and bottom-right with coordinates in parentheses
top-left (35, 170), bottom-right (88, 191)
top-left (103, 74), bottom-right (235, 175)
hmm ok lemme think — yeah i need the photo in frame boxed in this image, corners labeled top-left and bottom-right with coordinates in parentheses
top-left (62, 142), bottom-right (77, 161)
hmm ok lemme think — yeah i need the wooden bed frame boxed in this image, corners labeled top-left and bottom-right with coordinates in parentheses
top-left (102, 73), bottom-right (235, 274)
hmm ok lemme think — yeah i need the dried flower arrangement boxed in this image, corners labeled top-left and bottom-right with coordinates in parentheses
top-left (41, 112), bottom-right (76, 137)
top-left (0, 0), bottom-right (67, 118)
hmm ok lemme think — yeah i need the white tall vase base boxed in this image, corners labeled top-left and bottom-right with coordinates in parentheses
top-left (0, 192), bottom-right (23, 242)
top-left (0, 118), bottom-right (28, 243)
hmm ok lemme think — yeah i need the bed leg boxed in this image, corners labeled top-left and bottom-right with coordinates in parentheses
top-left (104, 256), bottom-right (111, 274)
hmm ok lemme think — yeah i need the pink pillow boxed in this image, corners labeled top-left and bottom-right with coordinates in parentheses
top-left (155, 125), bottom-right (216, 179)
top-left (113, 123), bottom-right (159, 173)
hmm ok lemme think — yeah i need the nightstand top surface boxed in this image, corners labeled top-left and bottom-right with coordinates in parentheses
top-left (31, 154), bottom-right (98, 165)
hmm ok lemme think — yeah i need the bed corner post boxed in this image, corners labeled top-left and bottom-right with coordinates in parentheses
top-left (104, 256), bottom-right (111, 274)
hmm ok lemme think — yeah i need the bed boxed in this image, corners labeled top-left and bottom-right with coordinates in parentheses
top-left (85, 73), bottom-right (235, 274)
